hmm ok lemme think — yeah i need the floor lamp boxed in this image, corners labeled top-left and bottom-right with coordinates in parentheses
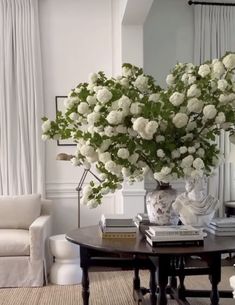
top-left (56, 153), bottom-right (102, 228)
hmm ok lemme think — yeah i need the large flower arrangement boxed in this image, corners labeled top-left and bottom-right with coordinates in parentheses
top-left (42, 53), bottom-right (235, 208)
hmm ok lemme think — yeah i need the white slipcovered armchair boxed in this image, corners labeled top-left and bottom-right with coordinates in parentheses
top-left (0, 194), bottom-right (52, 287)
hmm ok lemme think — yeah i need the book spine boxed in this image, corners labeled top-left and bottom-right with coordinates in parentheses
top-left (146, 236), bottom-right (204, 247)
top-left (101, 232), bottom-right (136, 239)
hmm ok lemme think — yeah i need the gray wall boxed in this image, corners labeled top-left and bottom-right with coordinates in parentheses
top-left (144, 0), bottom-right (194, 88)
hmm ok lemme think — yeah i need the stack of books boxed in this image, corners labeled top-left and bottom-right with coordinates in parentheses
top-left (206, 217), bottom-right (235, 236)
top-left (145, 225), bottom-right (204, 247)
top-left (99, 214), bottom-right (137, 239)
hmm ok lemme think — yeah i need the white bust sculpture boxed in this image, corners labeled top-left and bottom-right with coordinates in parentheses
top-left (172, 177), bottom-right (219, 227)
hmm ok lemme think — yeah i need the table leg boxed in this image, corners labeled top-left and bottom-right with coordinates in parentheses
top-left (208, 253), bottom-right (221, 305)
top-left (149, 267), bottom-right (157, 305)
top-left (157, 256), bottom-right (169, 305)
top-left (80, 247), bottom-right (90, 305)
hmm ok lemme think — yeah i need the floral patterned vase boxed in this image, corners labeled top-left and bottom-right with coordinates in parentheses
top-left (146, 183), bottom-right (178, 225)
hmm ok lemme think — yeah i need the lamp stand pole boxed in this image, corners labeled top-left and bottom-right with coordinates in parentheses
top-left (75, 169), bottom-right (102, 228)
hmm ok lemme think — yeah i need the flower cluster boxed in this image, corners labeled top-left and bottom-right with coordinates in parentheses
top-left (42, 53), bottom-right (235, 207)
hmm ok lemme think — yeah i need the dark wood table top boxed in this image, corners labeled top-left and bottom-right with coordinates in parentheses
top-left (66, 225), bottom-right (235, 256)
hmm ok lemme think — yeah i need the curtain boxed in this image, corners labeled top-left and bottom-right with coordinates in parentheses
top-left (0, 0), bottom-right (44, 195)
top-left (193, 4), bottom-right (235, 216)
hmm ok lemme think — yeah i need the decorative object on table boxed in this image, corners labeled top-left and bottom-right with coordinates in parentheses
top-left (146, 182), bottom-right (178, 225)
top-left (145, 224), bottom-right (204, 247)
top-left (173, 176), bottom-right (219, 226)
top-left (99, 214), bottom-right (136, 239)
top-left (42, 53), bottom-right (235, 224)
top-left (205, 217), bottom-right (235, 236)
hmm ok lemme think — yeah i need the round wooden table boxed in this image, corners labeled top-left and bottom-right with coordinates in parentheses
top-left (66, 225), bottom-right (235, 305)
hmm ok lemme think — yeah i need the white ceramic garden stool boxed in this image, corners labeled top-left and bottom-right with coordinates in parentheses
top-left (230, 275), bottom-right (235, 298)
top-left (49, 234), bottom-right (82, 285)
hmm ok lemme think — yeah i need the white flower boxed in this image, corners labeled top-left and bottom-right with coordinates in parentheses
top-left (193, 158), bottom-right (205, 169)
top-left (198, 64), bottom-right (210, 77)
top-left (215, 112), bottom-right (226, 124)
top-left (97, 88), bottom-right (112, 103)
top-left (118, 95), bottom-right (131, 108)
top-left (145, 121), bottom-right (158, 135)
top-left (191, 170), bottom-right (204, 179)
top-left (181, 73), bottom-right (188, 84)
top-left (156, 135), bottom-right (165, 142)
top-left (116, 125), bottom-right (127, 134)
top-left (188, 146), bottom-right (196, 154)
top-left (86, 95), bottom-right (97, 105)
top-left (161, 166), bottom-right (171, 175)
top-left (187, 84), bottom-right (201, 98)
top-left (166, 74), bottom-right (175, 86)
top-left (122, 66), bottom-right (132, 77)
top-left (42, 134), bottom-right (50, 141)
top-left (133, 117), bottom-right (148, 132)
top-left (149, 93), bottom-right (160, 102)
top-left (171, 150), bottom-right (180, 159)
top-left (77, 102), bottom-right (89, 114)
top-left (106, 111), bottom-right (122, 125)
top-left (183, 167), bottom-right (193, 176)
top-left (222, 53), bottom-right (235, 70)
top-left (105, 160), bottom-right (117, 173)
top-left (128, 153), bottom-right (139, 164)
top-left (42, 120), bottom-right (51, 132)
top-left (89, 73), bottom-right (98, 84)
top-left (130, 102), bottom-right (142, 115)
top-left (64, 97), bottom-right (78, 109)
top-left (203, 104), bottom-right (217, 119)
top-left (99, 152), bottom-right (111, 163)
top-left (181, 155), bottom-right (194, 168)
top-left (157, 149), bottom-right (165, 158)
top-left (80, 145), bottom-right (95, 157)
top-left (117, 148), bottom-right (129, 159)
top-left (87, 112), bottom-right (100, 125)
top-left (187, 98), bottom-right (203, 113)
top-left (69, 112), bottom-right (79, 121)
top-left (188, 75), bottom-right (196, 85)
top-left (87, 199), bottom-right (99, 209)
top-left (186, 121), bottom-right (197, 132)
top-left (99, 139), bottom-right (112, 152)
top-left (134, 75), bottom-right (148, 92)
top-left (179, 146), bottom-right (188, 154)
top-left (197, 148), bottom-right (205, 157)
top-left (120, 78), bottom-right (129, 87)
top-left (212, 61), bottom-right (225, 78)
top-left (218, 79), bottom-right (228, 91)
top-left (169, 92), bottom-right (184, 106)
top-left (82, 160), bottom-right (91, 169)
top-left (172, 113), bottom-right (188, 128)
top-left (104, 126), bottom-right (114, 137)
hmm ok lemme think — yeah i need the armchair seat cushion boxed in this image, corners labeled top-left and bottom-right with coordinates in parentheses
top-left (0, 229), bottom-right (30, 256)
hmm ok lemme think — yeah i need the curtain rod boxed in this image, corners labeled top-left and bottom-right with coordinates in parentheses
top-left (188, 1), bottom-right (235, 6)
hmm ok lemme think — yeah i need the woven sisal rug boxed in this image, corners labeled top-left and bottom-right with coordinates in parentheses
top-left (0, 267), bottom-right (235, 305)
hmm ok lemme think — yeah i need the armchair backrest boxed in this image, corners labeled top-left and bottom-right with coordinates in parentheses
top-left (0, 194), bottom-right (50, 229)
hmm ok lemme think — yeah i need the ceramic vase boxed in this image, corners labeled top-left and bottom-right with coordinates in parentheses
top-left (146, 182), bottom-right (178, 225)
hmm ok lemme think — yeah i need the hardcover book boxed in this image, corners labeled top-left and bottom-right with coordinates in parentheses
top-left (145, 235), bottom-right (204, 247)
top-left (145, 230), bottom-right (204, 242)
top-left (210, 217), bottom-right (235, 228)
top-left (206, 226), bottom-right (235, 236)
top-left (99, 222), bottom-right (137, 233)
top-left (100, 231), bottom-right (137, 239)
top-left (101, 214), bottom-right (134, 227)
top-left (148, 225), bottom-right (202, 236)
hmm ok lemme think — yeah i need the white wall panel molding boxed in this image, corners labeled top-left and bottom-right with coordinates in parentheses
top-left (46, 182), bottom-right (78, 199)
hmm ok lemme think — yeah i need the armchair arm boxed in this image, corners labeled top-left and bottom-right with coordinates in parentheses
top-left (29, 215), bottom-right (51, 261)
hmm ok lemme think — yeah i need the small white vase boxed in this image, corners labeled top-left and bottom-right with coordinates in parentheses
top-left (172, 177), bottom-right (219, 227)
top-left (146, 183), bottom-right (178, 225)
